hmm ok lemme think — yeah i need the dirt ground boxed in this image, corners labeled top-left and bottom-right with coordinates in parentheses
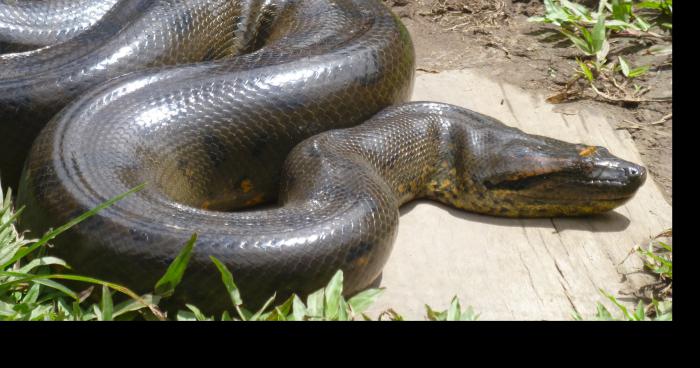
top-left (383, 0), bottom-right (672, 205)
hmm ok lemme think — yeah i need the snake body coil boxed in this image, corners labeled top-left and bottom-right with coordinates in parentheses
top-left (2, 0), bottom-right (646, 310)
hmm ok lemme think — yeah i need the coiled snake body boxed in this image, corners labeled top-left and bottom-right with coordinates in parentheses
top-left (1, 0), bottom-right (646, 310)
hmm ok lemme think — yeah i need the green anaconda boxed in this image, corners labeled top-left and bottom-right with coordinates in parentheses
top-left (1, 0), bottom-right (646, 310)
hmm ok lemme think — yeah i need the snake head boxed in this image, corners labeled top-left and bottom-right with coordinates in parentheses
top-left (468, 134), bottom-right (647, 217)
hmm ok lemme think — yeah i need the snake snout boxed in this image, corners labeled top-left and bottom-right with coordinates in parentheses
top-left (625, 164), bottom-right (647, 186)
top-left (586, 154), bottom-right (647, 196)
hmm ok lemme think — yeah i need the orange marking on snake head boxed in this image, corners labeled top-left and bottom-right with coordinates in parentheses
top-left (579, 146), bottom-right (598, 157)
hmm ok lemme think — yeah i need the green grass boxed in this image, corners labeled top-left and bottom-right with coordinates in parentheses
top-left (572, 229), bottom-right (672, 321)
top-left (529, 0), bottom-right (672, 104)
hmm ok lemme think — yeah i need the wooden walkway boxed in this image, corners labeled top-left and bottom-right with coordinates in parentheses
top-left (365, 70), bottom-right (672, 320)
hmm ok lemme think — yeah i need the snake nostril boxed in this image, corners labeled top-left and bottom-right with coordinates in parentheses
top-left (625, 165), bottom-right (647, 185)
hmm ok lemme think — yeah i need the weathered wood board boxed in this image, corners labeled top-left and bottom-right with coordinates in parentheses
top-left (365, 70), bottom-right (672, 320)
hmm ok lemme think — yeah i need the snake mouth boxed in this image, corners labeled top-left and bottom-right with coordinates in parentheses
top-left (485, 160), bottom-right (647, 202)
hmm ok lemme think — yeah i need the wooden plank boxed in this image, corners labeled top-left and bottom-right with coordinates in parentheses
top-left (365, 70), bottom-right (672, 320)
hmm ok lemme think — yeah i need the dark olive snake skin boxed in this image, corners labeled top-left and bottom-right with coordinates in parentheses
top-left (1, 0), bottom-right (646, 310)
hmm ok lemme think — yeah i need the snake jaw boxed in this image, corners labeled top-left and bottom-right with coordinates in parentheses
top-left (476, 143), bottom-right (647, 217)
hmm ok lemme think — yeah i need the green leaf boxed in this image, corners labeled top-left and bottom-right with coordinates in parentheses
top-left (597, 0), bottom-right (609, 14)
top-left (292, 294), bottom-right (307, 321)
top-left (237, 307), bottom-right (253, 321)
top-left (618, 56), bottom-right (631, 77)
top-left (446, 296), bottom-right (461, 321)
top-left (634, 300), bottom-right (646, 321)
top-left (604, 19), bottom-right (633, 29)
top-left (560, 29), bottom-right (594, 55)
top-left (543, 0), bottom-right (569, 26)
top-left (628, 65), bottom-right (649, 78)
top-left (32, 278), bottom-right (78, 300)
top-left (337, 297), bottom-right (349, 321)
top-left (561, 0), bottom-right (592, 19)
top-left (378, 308), bottom-right (404, 321)
top-left (595, 302), bottom-right (615, 321)
top-left (425, 304), bottom-right (446, 321)
top-left (324, 270), bottom-right (344, 320)
top-left (636, 1), bottom-right (661, 10)
top-left (154, 233), bottom-right (197, 298)
top-left (112, 294), bottom-right (160, 318)
top-left (93, 304), bottom-right (102, 321)
top-left (653, 300), bottom-right (672, 320)
top-left (461, 306), bottom-right (480, 321)
top-left (176, 310), bottom-right (197, 321)
top-left (634, 15), bottom-right (651, 31)
top-left (0, 205), bottom-right (23, 239)
top-left (0, 272), bottom-right (155, 316)
top-left (591, 12), bottom-right (607, 58)
top-left (250, 293), bottom-right (276, 321)
top-left (269, 296), bottom-right (294, 321)
top-left (72, 301), bottom-right (83, 321)
top-left (601, 289), bottom-right (632, 320)
top-left (101, 285), bottom-right (114, 321)
top-left (186, 304), bottom-right (211, 321)
top-left (306, 288), bottom-right (325, 319)
top-left (22, 283), bottom-right (41, 305)
top-left (527, 16), bottom-right (547, 23)
top-left (209, 256), bottom-right (242, 307)
top-left (18, 256), bottom-right (70, 274)
top-left (1, 184), bottom-right (145, 270)
top-left (577, 59), bottom-right (594, 82)
top-left (611, 0), bottom-right (632, 22)
top-left (221, 310), bottom-right (233, 321)
top-left (657, 241), bottom-right (672, 252)
top-left (347, 288), bottom-right (384, 315)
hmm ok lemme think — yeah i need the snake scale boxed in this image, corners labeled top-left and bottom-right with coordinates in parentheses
top-left (1, 0), bottom-right (646, 310)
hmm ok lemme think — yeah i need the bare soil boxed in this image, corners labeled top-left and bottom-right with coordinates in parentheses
top-left (384, 0), bottom-right (672, 204)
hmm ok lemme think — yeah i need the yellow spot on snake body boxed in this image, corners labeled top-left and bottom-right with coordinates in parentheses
top-left (241, 179), bottom-right (253, 193)
top-left (353, 256), bottom-right (369, 267)
top-left (579, 146), bottom-right (597, 157)
top-left (201, 200), bottom-right (212, 210)
top-left (398, 184), bottom-right (406, 193)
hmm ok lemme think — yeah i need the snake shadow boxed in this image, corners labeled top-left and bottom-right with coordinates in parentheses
top-left (398, 199), bottom-right (631, 233)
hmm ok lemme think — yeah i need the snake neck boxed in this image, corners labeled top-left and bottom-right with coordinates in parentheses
top-left (283, 101), bottom-right (646, 218)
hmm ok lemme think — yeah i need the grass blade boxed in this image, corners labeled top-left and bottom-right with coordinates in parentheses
top-left (292, 294), bottom-right (307, 321)
top-left (1, 184), bottom-right (145, 270)
top-left (306, 288), bottom-right (325, 320)
top-left (347, 288), bottom-right (384, 315)
top-left (101, 285), bottom-right (113, 321)
top-left (446, 296), bottom-right (461, 321)
top-left (250, 293), bottom-right (276, 321)
top-left (209, 256), bottom-right (242, 306)
top-left (324, 270), bottom-right (344, 320)
top-left (154, 233), bottom-right (197, 298)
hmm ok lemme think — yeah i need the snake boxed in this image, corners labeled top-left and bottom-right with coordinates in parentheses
top-left (1, 0), bottom-right (646, 311)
